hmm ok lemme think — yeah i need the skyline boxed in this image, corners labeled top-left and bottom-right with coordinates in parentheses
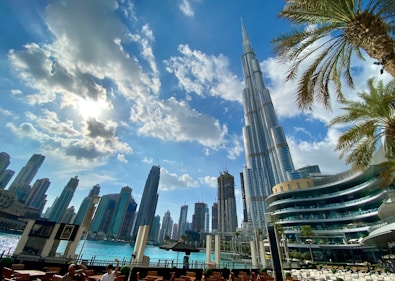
top-left (0, 0), bottom-right (392, 224)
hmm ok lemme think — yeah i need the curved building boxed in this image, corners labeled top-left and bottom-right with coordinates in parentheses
top-left (266, 165), bottom-right (394, 262)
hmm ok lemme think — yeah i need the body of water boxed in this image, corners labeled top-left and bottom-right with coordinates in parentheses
top-left (0, 232), bottom-right (252, 269)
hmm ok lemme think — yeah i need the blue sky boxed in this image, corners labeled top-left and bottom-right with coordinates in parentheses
top-left (0, 0), bottom-right (391, 226)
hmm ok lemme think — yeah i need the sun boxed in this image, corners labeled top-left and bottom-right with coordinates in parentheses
top-left (78, 98), bottom-right (102, 119)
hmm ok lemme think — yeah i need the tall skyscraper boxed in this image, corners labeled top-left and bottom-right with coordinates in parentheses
top-left (178, 204), bottom-right (188, 238)
top-left (108, 186), bottom-right (133, 238)
top-left (191, 202), bottom-right (207, 234)
top-left (149, 215), bottom-right (161, 242)
top-left (89, 194), bottom-right (118, 235)
top-left (211, 202), bottom-right (218, 233)
top-left (48, 176), bottom-right (79, 223)
top-left (0, 170), bottom-right (14, 189)
top-left (159, 210), bottom-right (173, 241)
top-left (0, 152), bottom-right (10, 175)
top-left (132, 165), bottom-right (160, 239)
top-left (74, 184), bottom-right (101, 225)
top-left (8, 154), bottom-right (45, 202)
top-left (24, 178), bottom-right (50, 214)
top-left (218, 171), bottom-right (238, 233)
top-left (240, 24), bottom-right (300, 231)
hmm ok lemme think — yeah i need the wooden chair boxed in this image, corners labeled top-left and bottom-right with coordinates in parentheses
top-left (14, 273), bottom-right (29, 281)
top-left (85, 270), bottom-right (95, 277)
top-left (2, 267), bottom-right (14, 281)
top-left (115, 275), bottom-right (125, 281)
top-left (147, 272), bottom-right (158, 277)
top-left (52, 275), bottom-right (63, 281)
top-left (41, 272), bottom-right (56, 281)
top-left (46, 267), bottom-right (61, 274)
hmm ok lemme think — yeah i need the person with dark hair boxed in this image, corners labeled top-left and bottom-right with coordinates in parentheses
top-left (101, 258), bottom-right (119, 281)
top-left (62, 264), bottom-right (88, 281)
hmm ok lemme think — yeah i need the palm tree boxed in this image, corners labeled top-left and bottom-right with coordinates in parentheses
top-left (300, 225), bottom-right (315, 263)
top-left (272, 0), bottom-right (395, 110)
top-left (329, 78), bottom-right (395, 176)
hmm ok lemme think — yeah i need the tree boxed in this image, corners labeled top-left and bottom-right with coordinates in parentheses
top-left (272, 0), bottom-right (395, 110)
top-left (300, 225), bottom-right (315, 263)
top-left (329, 78), bottom-right (395, 177)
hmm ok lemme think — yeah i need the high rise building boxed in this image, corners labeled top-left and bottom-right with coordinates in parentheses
top-left (47, 176), bottom-right (79, 223)
top-left (89, 194), bottom-right (118, 235)
top-left (24, 178), bottom-right (50, 214)
top-left (149, 215), bottom-right (161, 242)
top-left (240, 24), bottom-right (300, 231)
top-left (74, 184), bottom-right (101, 225)
top-left (178, 204), bottom-right (188, 238)
top-left (191, 202), bottom-right (207, 234)
top-left (108, 186), bottom-right (133, 239)
top-left (171, 223), bottom-right (178, 240)
top-left (132, 165), bottom-right (160, 239)
top-left (8, 154), bottom-right (45, 202)
top-left (159, 210), bottom-right (173, 242)
top-left (211, 202), bottom-right (218, 233)
top-left (0, 152), bottom-right (10, 175)
top-left (0, 170), bottom-right (14, 189)
top-left (218, 171), bottom-right (238, 233)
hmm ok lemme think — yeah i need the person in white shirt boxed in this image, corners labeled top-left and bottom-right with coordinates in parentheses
top-left (101, 259), bottom-right (119, 281)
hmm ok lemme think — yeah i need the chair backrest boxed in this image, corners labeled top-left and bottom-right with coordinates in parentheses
top-left (52, 275), bottom-right (64, 281)
top-left (186, 272), bottom-right (196, 277)
top-left (42, 272), bottom-right (57, 281)
top-left (115, 275), bottom-right (125, 281)
top-left (14, 273), bottom-right (30, 281)
top-left (47, 267), bottom-right (61, 274)
top-left (2, 267), bottom-right (14, 279)
top-left (85, 270), bottom-right (95, 276)
top-left (147, 271), bottom-right (158, 276)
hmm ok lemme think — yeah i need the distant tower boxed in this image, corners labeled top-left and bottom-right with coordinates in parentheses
top-left (0, 170), bottom-right (15, 189)
top-left (218, 171), bottom-right (238, 233)
top-left (149, 215), bottom-right (161, 242)
top-left (48, 176), bottom-right (79, 223)
top-left (89, 194), bottom-right (118, 234)
top-left (24, 178), bottom-right (51, 215)
top-left (8, 154), bottom-right (45, 202)
top-left (178, 204), bottom-right (188, 238)
top-left (132, 165), bottom-right (161, 239)
top-left (240, 23), bottom-right (300, 231)
top-left (211, 202), bottom-right (218, 233)
top-left (108, 186), bottom-right (133, 239)
top-left (0, 152), bottom-right (10, 175)
top-left (159, 210), bottom-right (173, 241)
top-left (191, 202), bottom-right (207, 234)
top-left (74, 184), bottom-right (101, 225)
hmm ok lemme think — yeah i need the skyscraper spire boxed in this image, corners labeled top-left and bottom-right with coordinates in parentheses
top-left (240, 24), bottom-right (300, 232)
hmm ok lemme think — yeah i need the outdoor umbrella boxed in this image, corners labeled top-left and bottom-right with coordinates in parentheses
top-left (159, 241), bottom-right (199, 265)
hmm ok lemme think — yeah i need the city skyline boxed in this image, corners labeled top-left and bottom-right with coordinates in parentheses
top-left (1, 1), bottom-right (392, 224)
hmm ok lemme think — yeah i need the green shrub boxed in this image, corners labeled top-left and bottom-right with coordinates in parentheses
top-left (205, 268), bottom-right (213, 277)
top-left (120, 266), bottom-right (130, 276)
top-left (336, 278), bottom-right (344, 281)
top-left (0, 257), bottom-right (14, 268)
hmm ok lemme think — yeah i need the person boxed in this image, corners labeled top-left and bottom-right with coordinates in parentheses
top-left (62, 263), bottom-right (88, 281)
top-left (101, 258), bottom-right (119, 281)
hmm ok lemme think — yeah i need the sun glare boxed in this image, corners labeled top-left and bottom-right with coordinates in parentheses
top-left (78, 99), bottom-right (102, 119)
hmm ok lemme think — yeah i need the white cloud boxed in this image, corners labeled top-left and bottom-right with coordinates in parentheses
top-left (179, 0), bottom-right (194, 17)
top-left (164, 44), bottom-right (243, 102)
top-left (159, 167), bottom-right (199, 191)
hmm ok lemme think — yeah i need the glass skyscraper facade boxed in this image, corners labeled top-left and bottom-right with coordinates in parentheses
top-left (47, 176), bottom-right (79, 223)
top-left (132, 165), bottom-right (160, 239)
top-left (8, 154), bottom-right (45, 202)
top-left (240, 24), bottom-right (300, 231)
